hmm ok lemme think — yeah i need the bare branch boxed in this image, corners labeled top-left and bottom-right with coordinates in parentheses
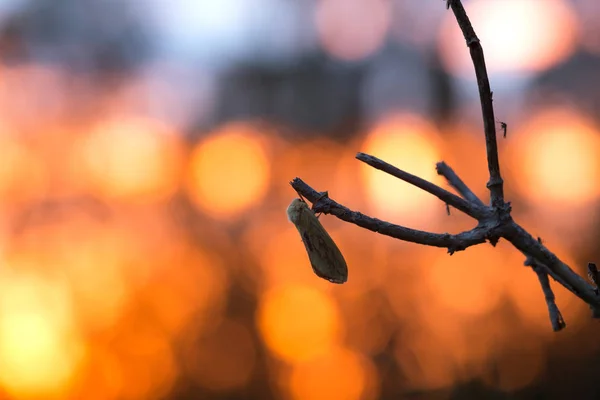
top-left (447, 0), bottom-right (504, 208)
top-left (287, 0), bottom-right (600, 330)
top-left (356, 153), bottom-right (489, 220)
top-left (436, 161), bottom-right (485, 207)
top-left (290, 178), bottom-right (490, 254)
top-left (504, 223), bottom-right (600, 312)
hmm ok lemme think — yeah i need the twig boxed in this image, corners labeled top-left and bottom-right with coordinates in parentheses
top-left (290, 178), bottom-right (491, 254)
top-left (356, 153), bottom-right (489, 219)
top-left (447, 0), bottom-right (504, 208)
top-left (525, 256), bottom-right (566, 331)
top-left (436, 161), bottom-right (485, 207)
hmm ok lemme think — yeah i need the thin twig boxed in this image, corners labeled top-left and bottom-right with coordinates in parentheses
top-left (290, 178), bottom-right (491, 254)
top-left (503, 223), bottom-right (600, 309)
top-left (525, 256), bottom-right (566, 331)
top-left (448, 0), bottom-right (504, 208)
top-left (436, 161), bottom-right (485, 207)
top-left (356, 153), bottom-right (489, 220)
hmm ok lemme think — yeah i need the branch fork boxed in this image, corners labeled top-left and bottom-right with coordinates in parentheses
top-left (290, 0), bottom-right (600, 331)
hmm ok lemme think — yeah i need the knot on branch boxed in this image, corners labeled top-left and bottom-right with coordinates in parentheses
top-left (311, 191), bottom-right (331, 214)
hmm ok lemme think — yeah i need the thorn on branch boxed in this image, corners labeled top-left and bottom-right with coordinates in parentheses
top-left (446, 203), bottom-right (451, 216)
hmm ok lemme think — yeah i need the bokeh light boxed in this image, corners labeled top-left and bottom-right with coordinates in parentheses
top-left (315, 0), bottom-right (391, 61)
top-left (288, 346), bottom-right (379, 400)
top-left (257, 284), bottom-right (342, 363)
top-left (426, 245), bottom-right (509, 316)
top-left (506, 107), bottom-right (600, 207)
top-left (0, 128), bottom-right (47, 204)
top-left (187, 121), bottom-right (271, 220)
top-left (439, 0), bottom-right (578, 76)
top-left (0, 271), bottom-right (84, 398)
top-left (74, 116), bottom-right (183, 203)
top-left (360, 113), bottom-right (444, 228)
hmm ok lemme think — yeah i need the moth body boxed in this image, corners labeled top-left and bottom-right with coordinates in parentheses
top-left (286, 198), bottom-right (348, 284)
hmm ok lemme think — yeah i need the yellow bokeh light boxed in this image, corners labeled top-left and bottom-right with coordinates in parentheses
top-left (75, 117), bottom-right (183, 203)
top-left (0, 272), bottom-right (84, 398)
top-left (187, 122), bottom-right (271, 219)
top-left (315, 0), bottom-right (391, 61)
top-left (289, 347), bottom-right (378, 400)
top-left (507, 108), bottom-right (600, 206)
top-left (257, 284), bottom-right (341, 363)
top-left (439, 0), bottom-right (578, 76)
top-left (360, 113), bottom-right (443, 227)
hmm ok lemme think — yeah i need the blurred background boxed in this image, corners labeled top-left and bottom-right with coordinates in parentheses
top-left (0, 0), bottom-right (599, 399)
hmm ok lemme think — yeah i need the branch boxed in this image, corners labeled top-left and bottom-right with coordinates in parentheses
top-left (290, 178), bottom-right (490, 254)
top-left (356, 153), bottom-right (489, 220)
top-left (436, 161), bottom-right (485, 207)
top-left (448, 0), bottom-right (504, 208)
top-left (287, 0), bottom-right (600, 330)
top-left (503, 223), bottom-right (600, 311)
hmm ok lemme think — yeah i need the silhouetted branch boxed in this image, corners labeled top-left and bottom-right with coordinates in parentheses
top-left (356, 153), bottom-right (489, 219)
top-left (291, 177), bottom-right (491, 253)
top-left (289, 0), bottom-right (600, 330)
top-left (436, 161), bottom-right (485, 207)
top-left (447, 0), bottom-right (504, 208)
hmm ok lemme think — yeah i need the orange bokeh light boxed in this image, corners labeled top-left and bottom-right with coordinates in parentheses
top-left (257, 284), bottom-right (342, 363)
top-left (187, 122), bottom-right (271, 219)
top-left (426, 244), bottom-right (509, 316)
top-left (506, 107), bottom-right (600, 206)
top-left (288, 346), bottom-right (379, 400)
top-left (0, 128), bottom-right (47, 203)
top-left (360, 113), bottom-right (444, 228)
top-left (439, 0), bottom-right (578, 76)
top-left (315, 0), bottom-right (391, 61)
top-left (100, 322), bottom-right (178, 400)
top-left (74, 116), bottom-right (183, 203)
top-left (442, 126), bottom-right (490, 204)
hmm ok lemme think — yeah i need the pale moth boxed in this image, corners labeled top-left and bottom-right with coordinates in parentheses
top-left (286, 196), bottom-right (348, 283)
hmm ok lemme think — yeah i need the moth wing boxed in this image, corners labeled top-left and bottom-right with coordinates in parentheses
top-left (296, 207), bottom-right (348, 284)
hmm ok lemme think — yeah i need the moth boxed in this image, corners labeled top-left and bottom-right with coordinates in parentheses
top-left (286, 197), bottom-right (348, 284)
